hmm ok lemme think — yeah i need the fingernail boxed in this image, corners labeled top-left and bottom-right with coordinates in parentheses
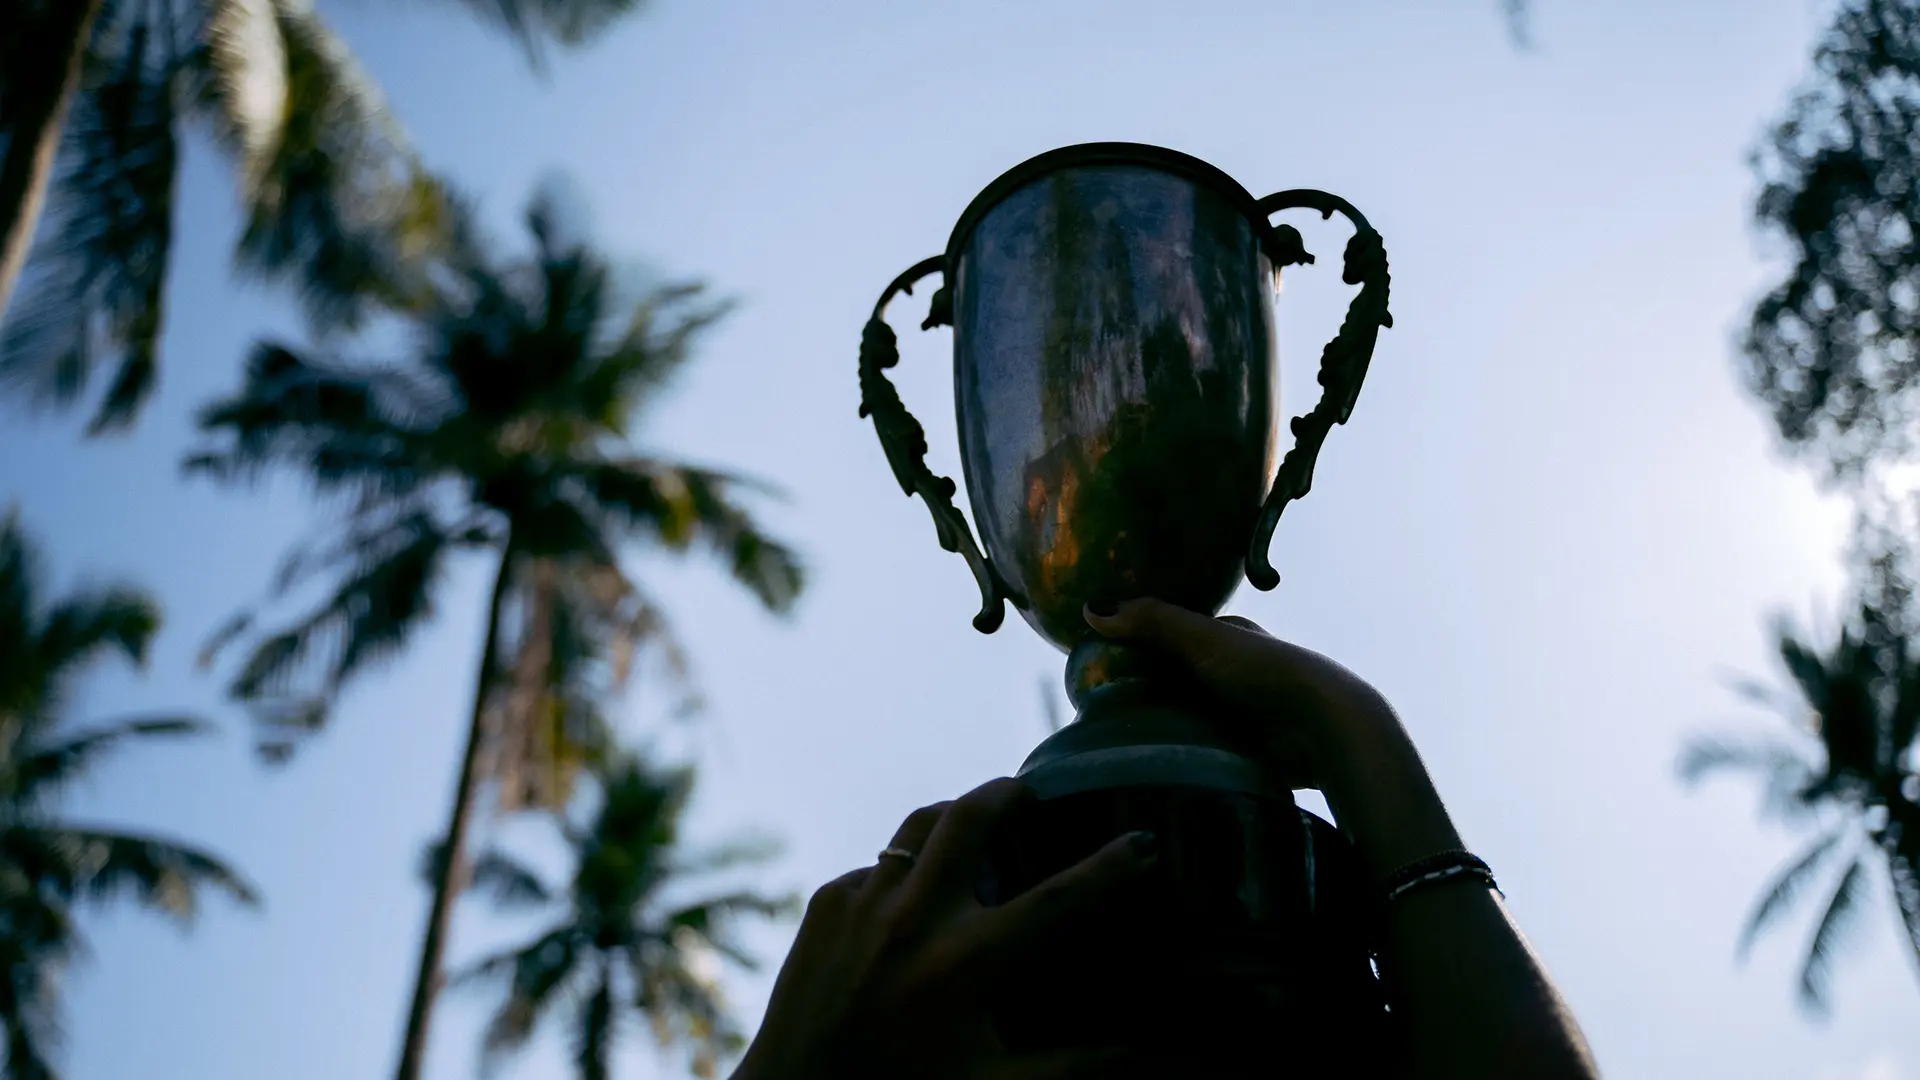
top-left (1086, 599), bottom-right (1119, 619)
top-left (1126, 830), bottom-right (1158, 861)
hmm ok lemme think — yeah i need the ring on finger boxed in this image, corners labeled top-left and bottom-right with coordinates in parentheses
top-left (876, 846), bottom-right (918, 866)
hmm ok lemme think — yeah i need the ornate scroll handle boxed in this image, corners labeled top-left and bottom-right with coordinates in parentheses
top-left (858, 257), bottom-right (1007, 633)
top-left (1245, 190), bottom-right (1394, 591)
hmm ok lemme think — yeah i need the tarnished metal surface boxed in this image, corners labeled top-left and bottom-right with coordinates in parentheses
top-left (951, 165), bottom-right (1278, 650)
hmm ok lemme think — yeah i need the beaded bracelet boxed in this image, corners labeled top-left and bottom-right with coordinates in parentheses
top-left (1379, 849), bottom-right (1502, 906)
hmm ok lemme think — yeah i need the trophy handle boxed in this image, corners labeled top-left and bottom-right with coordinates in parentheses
top-left (858, 256), bottom-right (1008, 633)
top-left (1244, 191), bottom-right (1394, 591)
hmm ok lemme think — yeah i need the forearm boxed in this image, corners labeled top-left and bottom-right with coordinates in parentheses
top-left (1316, 710), bottom-right (1599, 1079)
top-left (1378, 883), bottom-right (1598, 1078)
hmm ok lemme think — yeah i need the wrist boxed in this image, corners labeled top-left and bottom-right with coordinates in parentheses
top-left (1307, 707), bottom-right (1462, 880)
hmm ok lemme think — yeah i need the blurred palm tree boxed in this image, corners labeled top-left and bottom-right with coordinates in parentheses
top-left (453, 753), bottom-right (793, 1080)
top-left (0, 0), bottom-right (646, 434)
top-left (0, 508), bottom-right (257, 1080)
top-left (1681, 551), bottom-right (1920, 1015)
top-left (185, 185), bottom-right (802, 1080)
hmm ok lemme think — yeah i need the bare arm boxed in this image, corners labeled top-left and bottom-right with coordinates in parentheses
top-left (1086, 598), bottom-right (1600, 1080)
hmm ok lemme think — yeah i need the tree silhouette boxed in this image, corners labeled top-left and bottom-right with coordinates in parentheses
top-left (1742, 0), bottom-right (1920, 478)
top-left (0, 0), bottom-right (649, 433)
top-left (185, 185), bottom-right (801, 1080)
top-left (1682, 543), bottom-right (1920, 1014)
top-left (0, 508), bottom-right (257, 1079)
top-left (452, 753), bottom-right (792, 1080)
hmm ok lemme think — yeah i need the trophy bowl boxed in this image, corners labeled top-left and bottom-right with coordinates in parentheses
top-left (950, 146), bottom-right (1280, 649)
top-left (857, 143), bottom-right (1395, 1070)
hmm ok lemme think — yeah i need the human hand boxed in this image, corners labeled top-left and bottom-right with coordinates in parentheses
top-left (732, 777), bottom-right (1158, 1080)
top-left (1082, 597), bottom-right (1461, 879)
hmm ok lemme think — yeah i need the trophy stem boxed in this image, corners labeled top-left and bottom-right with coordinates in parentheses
top-left (981, 646), bottom-right (1392, 1067)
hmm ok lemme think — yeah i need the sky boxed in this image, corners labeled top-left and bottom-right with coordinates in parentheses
top-left (2, 0), bottom-right (1918, 1077)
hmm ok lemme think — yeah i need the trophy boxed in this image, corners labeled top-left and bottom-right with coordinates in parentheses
top-left (858, 143), bottom-right (1394, 1070)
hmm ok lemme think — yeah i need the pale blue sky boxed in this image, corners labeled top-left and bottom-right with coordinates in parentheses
top-left (3, 1), bottom-right (1917, 1077)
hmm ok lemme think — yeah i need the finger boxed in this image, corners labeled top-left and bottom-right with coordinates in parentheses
top-left (863, 800), bottom-right (951, 897)
top-left (1084, 598), bottom-right (1346, 713)
top-left (1085, 598), bottom-right (1270, 670)
top-left (977, 830), bottom-right (1157, 963)
top-left (899, 777), bottom-right (1029, 914)
top-left (807, 866), bottom-right (875, 918)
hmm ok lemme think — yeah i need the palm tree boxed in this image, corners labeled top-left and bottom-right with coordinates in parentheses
top-left (1681, 555), bottom-right (1920, 1015)
top-left (455, 752), bottom-right (793, 1080)
top-left (185, 186), bottom-right (803, 1080)
top-left (0, 0), bottom-right (647, 433)
top-left (0, 508), bottom-right (258, 1080)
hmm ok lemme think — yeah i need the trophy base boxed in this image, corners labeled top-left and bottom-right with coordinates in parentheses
top-left (979, 651), bottom-right (1393, 1073)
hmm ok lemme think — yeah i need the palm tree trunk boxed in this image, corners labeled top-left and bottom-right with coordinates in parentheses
top-left (0, 0), bottom-right (105, 320)
top-left (393, 542), bottom-right (515, 1080)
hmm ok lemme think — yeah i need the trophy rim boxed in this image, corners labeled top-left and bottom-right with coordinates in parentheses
top-left (945, 142), bottom-right (1277, 268)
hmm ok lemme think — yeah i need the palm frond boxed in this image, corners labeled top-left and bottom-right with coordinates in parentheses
top-left (33, 583), bottom-right (158, 672)
top-left (1679, 734), bottom-right (1821, 821)
top-left (1775, 619), bottom-right (1840, 721)
top-left (440, 0), bottom-right (648, 61)
top-left (0, 8), bottom-right (178, 432)
top-left (1501, 0), bottom-right (1530, 48)
top-left (187, 341), bottom-right (448, 503)
top-left (1797, 854), bottom-right (1869, 1016)
top-left (30, 826), bottom-right (259, 922)
top-left (1679, 733), bottom-right (1816, 782)
top-left (575, 965), bottom-right (614, 1080)
top-left (584, 460), bottom-right (802, 612)
top-left (661, 891), bottom-right (798, 972)
top-left (668, 836), bottom-right (783, 878)
top-left (472, 848), bottom-right (554, 909)
top-left (0, 509), bottom-right (38, 689)
top-left (12, 716), bottom-right (208, 802)
top-left (448, 944), bottom-right (526, 989)
top-left (416, 839), bottom-right (554, 910)
top-left (0, 966), bottom-right (60, 1080)
top-left (1888, 846), bottom-right (1920, 971)
top-left (466, 752), bottom-right (788, 1079)
top-left (1738, 827), bottom-right (1848, 958)
top-left (224, 510), bottom-right (447, 739)
top-left (0, 516), bottom-right (159, 759)
top-left (582, 281), bottom-right (730, 426)
top-left (608, 581), bottom-right (701, 715)
top-left (225, 1), bottom-right (432, 331)
top-left (630, 935), bottom-right (744, 1078)
top-left (670, 466), bottom-right (802, 612)
top-left (189, 0), bottom-right (290, 200)
top-left (16, 585), bottom-right (161, 731)
top-left (471, 926), bottom-right (585, 1064)
top-left (1889, 666), bottom-right (1920, 777)
top-left (0, 878), bottom-right (79, 1080)
top-left (1724, 672), bottom-right (1800, 714)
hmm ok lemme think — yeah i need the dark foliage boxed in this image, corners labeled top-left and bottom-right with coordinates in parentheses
top-left (0, 0), bottom-right (652, 432)
top-left (1743, 0), bottom-right (1920, 477)
top-left (188, 186), bottom-right (802, 765)
top-left (0, 509), bottom-right (256, 1080)
top-left (1683, 528), bottom-right (1920, 1013)
top-left (452, 753), bottom-right (792, 1080)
